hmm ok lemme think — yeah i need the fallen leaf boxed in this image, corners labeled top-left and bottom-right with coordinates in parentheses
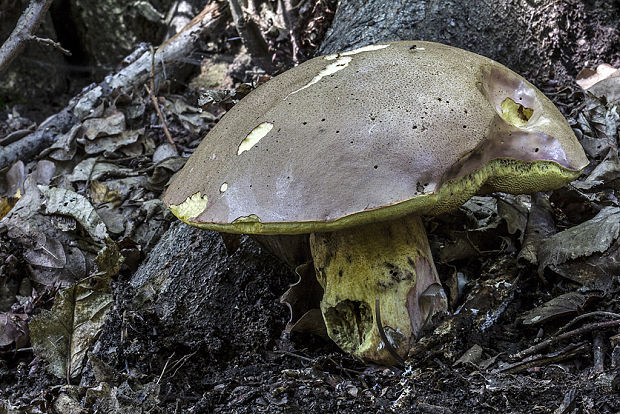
top-left (538, 206), bottom-right (620, 274)
top-left (81, 111), bottom-right (126, 140)
top-left (576, 63), bottom-right (618, 90)
top-left (521, 291), bottom-right (598, 326)
top-left (29, 242), bottom-right (120, 379)
top-left (0, 189), bottom-right (20, 220)
top-left (39, 186), bottom-right (109, 243)
top-left (0, 312), bottom-right (29, 349)
top-left (82, 128), bottom-right (143, 155)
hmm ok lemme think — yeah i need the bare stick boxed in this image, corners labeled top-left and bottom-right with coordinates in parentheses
top-left (0, 0), bottom-right (57, 74)
top-left (29, 35), bottom-right (71, 56)
top-left (144, 84), bottom-right (177, 150)
top-left (511, 319), bottom-right (620, 360)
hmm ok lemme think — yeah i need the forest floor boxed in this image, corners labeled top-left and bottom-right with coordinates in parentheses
top-left (1, 1), bottom-right (620, 413)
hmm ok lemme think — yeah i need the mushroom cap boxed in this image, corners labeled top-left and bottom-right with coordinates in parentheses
top-left (164, 41), bottom-right (588, 234)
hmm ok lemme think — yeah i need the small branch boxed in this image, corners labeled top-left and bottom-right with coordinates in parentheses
top-left (0, 0), bottom-right (57, 74)
top-left (511, 319), bottom-right (620, 360)
top-left (556, 311), bottom-right (620, 335)
top-left (29, 35), bottom-right (71, 56)
top-left (144, 84), bottom-right (177, 150)
top-left (144, 44), bottom-right (176, 150)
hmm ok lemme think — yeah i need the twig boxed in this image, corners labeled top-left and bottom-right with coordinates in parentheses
top-left (0, 0), bottom-right (57, 74)
top-left (500, 342), bottom-right (589, 374)
top-left (29, 35), bottom-right (71, 56)
top-left (274, 350), bottom-right (366, 375)
top-left (274, 349), bottom-right (314, 362)
top-left (144, 85), bottom-right (176, 149)
top-left (511, 319), bottom-right (620, 360)
top-left (157, 352), bottom-right (176, 384)
top-left (556, 311), bottom-right (620, 335)
top-left (144, 46), bottom-right (177, 151)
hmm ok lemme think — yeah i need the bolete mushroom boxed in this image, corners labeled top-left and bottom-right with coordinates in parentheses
top-left (163, 41), bottom-right (588, 365)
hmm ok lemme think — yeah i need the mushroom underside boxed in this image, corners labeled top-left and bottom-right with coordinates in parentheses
top-left (310, 214), bottom-right (448, 365)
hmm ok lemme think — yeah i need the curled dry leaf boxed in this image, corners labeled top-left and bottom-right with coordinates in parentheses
top-left (280, 262), bottom-right (327, 338)
top-left (576, 63), bottom-right (618, 90)
top-left (163, 96), bottom-right (217, 133)
top-left (81, 110), bottom-right (126, 141)
top-left (39, 123), bottom-right (81, 161)
top-left (576, 63), bottom-right (620, 103)
top-left (39, 185), bottom-right (109, 243)
top-left (518, 193), bottom-right (556, 265)
top-left (22, 232), bottom-right (66, 269)
top-left (440, 196), bottom-right (523, 263)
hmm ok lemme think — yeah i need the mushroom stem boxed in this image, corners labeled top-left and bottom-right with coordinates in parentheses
top-left (310, 215), bottom-right (447, 365)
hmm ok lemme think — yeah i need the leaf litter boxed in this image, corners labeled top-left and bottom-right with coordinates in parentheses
top-left (1, 4), bottom-right (619, 412)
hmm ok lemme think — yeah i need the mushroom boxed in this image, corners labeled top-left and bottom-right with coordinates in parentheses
top-left (163, 41), bottom-right (588, 365)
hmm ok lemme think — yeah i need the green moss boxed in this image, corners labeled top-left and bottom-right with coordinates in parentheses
top-left (178, 158), bottom-right (582, 234)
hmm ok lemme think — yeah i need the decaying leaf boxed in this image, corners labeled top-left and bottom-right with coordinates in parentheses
top-left (81, 111), bottom-right (126, 140)
top-left (454, 344), bottom-right (483, 367)
top-left (0, 161), bottom-right (25, 219)
top-left (0, 312), bottom-right (29, 350)
top-left (152, 143), bottom-right (178, 163)
top-left (29, 242), bottom-right (121, 379)
top-left (90, 180), bottom-right (123, 205)
top-left (147, 156), bottom-right (187, 190)
top-left (547, 240), bottom-right (620, 290)
top-left (521, 291), bottom-right (600, 326)
top-left (22, 232), bottom-right (66, 269)
top-left (496, 195), bottom-right (529, 241)
top-left (538, 207), bottom-right (620, 274)
top-left (518, 193), bottom-right (556, 265)
top-left (576, 63), bottom-right (618, 91)
top-left (2, 160), bottom-right (25, 197)
top-left (163, 96), bottom-right (217, 133)
top-left (39, 186), bottom-right (109, 243)
top-left (66, 159), bottom-right (135, 183)
top-left (572, 151), bottom-right (620, 191)
top-left (576, 63), bottom-right (620, 103)
top-left (571, 91), bottom-right (618, 161)
top-left (82, 128), bottom-right (143, 155)
top-left (439, 196), bottom-right (520, 262)
top-left (39, 123), bottom-right (81, 161)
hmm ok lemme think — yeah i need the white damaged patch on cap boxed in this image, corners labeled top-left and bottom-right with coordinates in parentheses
top-left (290, 44), bottom-right (390, 95)
top-left (169, 192), bottom-right (209, 221)
top-left (324, 43), bottom-right (390, 60)
top-left (237, 122), bottom-right (274, 155)
top-left (291, 56), bottom-right (353, 95)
